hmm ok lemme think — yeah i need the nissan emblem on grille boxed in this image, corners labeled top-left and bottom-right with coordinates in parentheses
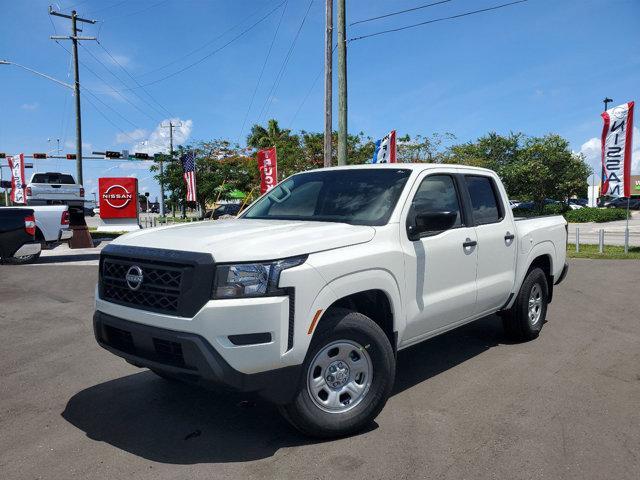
top-left (125, 266), bottom-right (144, 291)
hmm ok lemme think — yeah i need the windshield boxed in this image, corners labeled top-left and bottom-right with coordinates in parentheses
top-left (242, 168), bottom-right (411, 226)
top-left (32, 173), bottom-right (76, 184)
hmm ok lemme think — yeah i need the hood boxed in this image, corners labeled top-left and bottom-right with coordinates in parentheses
top-left (111, 218), bottom-right (376, 262)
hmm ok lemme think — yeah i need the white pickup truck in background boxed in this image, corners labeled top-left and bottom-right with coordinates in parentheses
top-left (26, 172), bottom-right (84, 207)
top-left (6, 205), bottom-right (71, 263)
top-left (93, 164), bottom-right (568, 438)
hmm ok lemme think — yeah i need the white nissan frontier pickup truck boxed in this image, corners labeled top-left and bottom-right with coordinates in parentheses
top-left (94, 164), bottom-right (568, 437)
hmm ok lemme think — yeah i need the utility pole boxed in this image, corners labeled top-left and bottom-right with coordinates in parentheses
top-left (49, 7), bottom-right (96, 185)
top-left (337, 0), bottom-right (347, 166)
top-left (324, 0), bottom-right (333, 168)
top-left (161, 121), bottom-right (182, 217)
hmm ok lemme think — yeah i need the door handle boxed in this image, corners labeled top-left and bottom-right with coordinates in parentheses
top-left (463, 238), bottom-right (477, 248)
top-left (504, 232), bottom-right (515, 241)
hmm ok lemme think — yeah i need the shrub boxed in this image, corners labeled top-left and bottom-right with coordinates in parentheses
top-left (563, 208), bottom-right (628, 223)
top-left (512, 203), bottom-right (570, 218)
top-left (512, 206), bottom-right (629, 223)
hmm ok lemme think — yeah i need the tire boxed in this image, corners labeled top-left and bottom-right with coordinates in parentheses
top-left (502, 267), bottom-right (548, 341)
top-left (4, 250), bottom-right (41, 265)
top-left (280, 308), bottom-right (395, 438)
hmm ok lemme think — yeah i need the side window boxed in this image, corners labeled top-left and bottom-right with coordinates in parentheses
top-left (465, 175), bottom-right (503, 225)
top-left (408, 175), bottom-right (462, 236)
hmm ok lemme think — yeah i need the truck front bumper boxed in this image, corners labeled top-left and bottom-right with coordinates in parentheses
top-left (94, 311), bottom-right (303, 404)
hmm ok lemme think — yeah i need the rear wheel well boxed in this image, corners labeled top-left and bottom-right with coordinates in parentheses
top-left (35, 227), bottom-right (45, 242)
top-left (527, 255), bottom-right (553, 302)
top-left (324, 290), bottom-right (395, 352)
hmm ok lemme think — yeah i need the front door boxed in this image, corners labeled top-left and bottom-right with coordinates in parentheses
top-left (401, 173), bottom-right (478, 342)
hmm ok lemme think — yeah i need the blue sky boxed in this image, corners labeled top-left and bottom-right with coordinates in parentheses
top-left (1, 0), bottom-right (638, 200)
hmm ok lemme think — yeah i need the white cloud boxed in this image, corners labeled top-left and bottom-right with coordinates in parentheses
top-left (117, 161), bottom-right (152, 170)
top-left (64, 140), bottom-right (93, 151)
top-left (103, 53), bottom-right (132, 67)
top-left (21, 102), bottom-right (39, 110)
top-left (131, 118), bottom-right (193, 155)
top-left (580, 126), bottom-right (640, 184)
top-left (116, 128), bottom-right (147, 144)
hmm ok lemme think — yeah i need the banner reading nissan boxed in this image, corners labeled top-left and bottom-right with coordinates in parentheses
top-left (257, 147), bottom-right (278, 194)
top-left (8, 153), bottom-right (26, 204)
top-left (601, 101), bottom-right (634, 198)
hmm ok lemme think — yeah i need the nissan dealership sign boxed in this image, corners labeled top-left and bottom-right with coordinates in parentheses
top-left (97, 177), bottom-right (141, 232)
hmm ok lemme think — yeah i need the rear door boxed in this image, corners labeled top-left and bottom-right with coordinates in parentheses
top-left (463, 174), bottom-right (516, 315)
top-left (400, 172), bottom-right (478, 341)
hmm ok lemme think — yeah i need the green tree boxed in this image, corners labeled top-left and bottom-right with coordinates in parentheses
top-left (397, 132), bottom-right (455, 163)
top-left (445, 132), bottom-right (523, 171)
top-left (501, 134), bottom-right (592, 208)
top-left (246, 119), bottom-right (303, 178)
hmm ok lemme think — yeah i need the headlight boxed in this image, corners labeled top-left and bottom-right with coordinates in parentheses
top-left (213, 256), bottom-right (306, 299)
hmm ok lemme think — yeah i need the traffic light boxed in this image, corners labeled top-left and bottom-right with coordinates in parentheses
top-left (33, 153), bottom-right (47, 159)
top-left (134, 152), bottom-right (150, 159)
top-left (105, 151), bottom-right (121, 159)
top-left (66, 153), bottom-right (76, 160)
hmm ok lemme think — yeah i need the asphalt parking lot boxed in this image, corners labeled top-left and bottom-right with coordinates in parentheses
top-left (1, 259), bottom-right (638, 479)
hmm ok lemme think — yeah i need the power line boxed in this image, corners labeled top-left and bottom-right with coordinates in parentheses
top-left (289, 43), bottom-right (337, 128)
top-left (95, 40), bottom-right (173, 118)
top-left (82, 94), bottom-right (140, 142)
top-left (350, 0), bottom-right (453, 26)
top-left (257, 0), bottom-right (315, 123)
top-left (79, 42), bottom-right (167, 120)
top-left (102, 0), bottom-right (170, 22)
top-left (349, 0), bottom-right (528, 42)
top-left (136, 3), bottom-right (272, 79)
top-left (55, 40), bottom-right (159, 123)
top-left (126, 1), bottom-right (287, 89)
top-left (238, 1), bottom-right (289, 143)
top-left (88, 0), bottom-right (128, 15)
top-left (289, 64), bottom-right (323, 128)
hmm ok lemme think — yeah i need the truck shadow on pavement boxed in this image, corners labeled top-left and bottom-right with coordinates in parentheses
top-left (62, 314), bottom-right (505, 464)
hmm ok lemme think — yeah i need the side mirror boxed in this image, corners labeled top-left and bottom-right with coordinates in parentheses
top-left (407, 210), bottom-right (457, 240)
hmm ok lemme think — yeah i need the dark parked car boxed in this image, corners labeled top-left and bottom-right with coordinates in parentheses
top-left (513, 199), bottom-right (562, 211)
top-left (204, 203), bottom-right (242, 219)
top-left (0, 208), bottom-right (41, 264)
top-left (569, 198), bottom-right (588, 207)
top-left (604, 197), bottom-right (640, 209)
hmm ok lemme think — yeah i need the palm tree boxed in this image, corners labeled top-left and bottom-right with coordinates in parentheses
top-left (246, 119), bottom-right (293, 149)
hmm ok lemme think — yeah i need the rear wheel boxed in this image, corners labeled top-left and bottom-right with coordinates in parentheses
top-left (280, 308), bottom-right (395, 438)
top-left (503, 267), bottom-right (548, 341)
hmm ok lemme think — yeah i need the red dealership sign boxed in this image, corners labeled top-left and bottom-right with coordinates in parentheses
top-left (98, 177), bottom-right (139, 219)
top-left (257, 147), bottom-right (278, 194)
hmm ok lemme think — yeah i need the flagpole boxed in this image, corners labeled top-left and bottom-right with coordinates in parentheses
top-left (625, 196), bottom-right (630, 254)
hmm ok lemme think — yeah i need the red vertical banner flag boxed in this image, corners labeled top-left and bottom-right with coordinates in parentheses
top-left (601, 101), bottom-right (634, 198)
top-left (8, 153), bottom-right (26, 204)
top-left (257, 147), bottom-right (278, 194)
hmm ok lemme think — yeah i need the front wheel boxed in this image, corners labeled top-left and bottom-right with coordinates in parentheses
top-left (503, 267), bottom-right (549, 341)
top-left (280, 308), bottom-right (395, 438)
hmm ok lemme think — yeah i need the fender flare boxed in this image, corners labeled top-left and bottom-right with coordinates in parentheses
top-left (305, 268), bottom-right (404, 340)
top-left (506, 241), bottom-right (556, 309)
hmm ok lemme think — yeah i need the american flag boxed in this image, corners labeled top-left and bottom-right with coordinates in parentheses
top-left (180, 151), bottom-right (197, 202)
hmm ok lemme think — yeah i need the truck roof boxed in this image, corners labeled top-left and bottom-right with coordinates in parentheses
top-left (307, 163), bottom-right (496, 174)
